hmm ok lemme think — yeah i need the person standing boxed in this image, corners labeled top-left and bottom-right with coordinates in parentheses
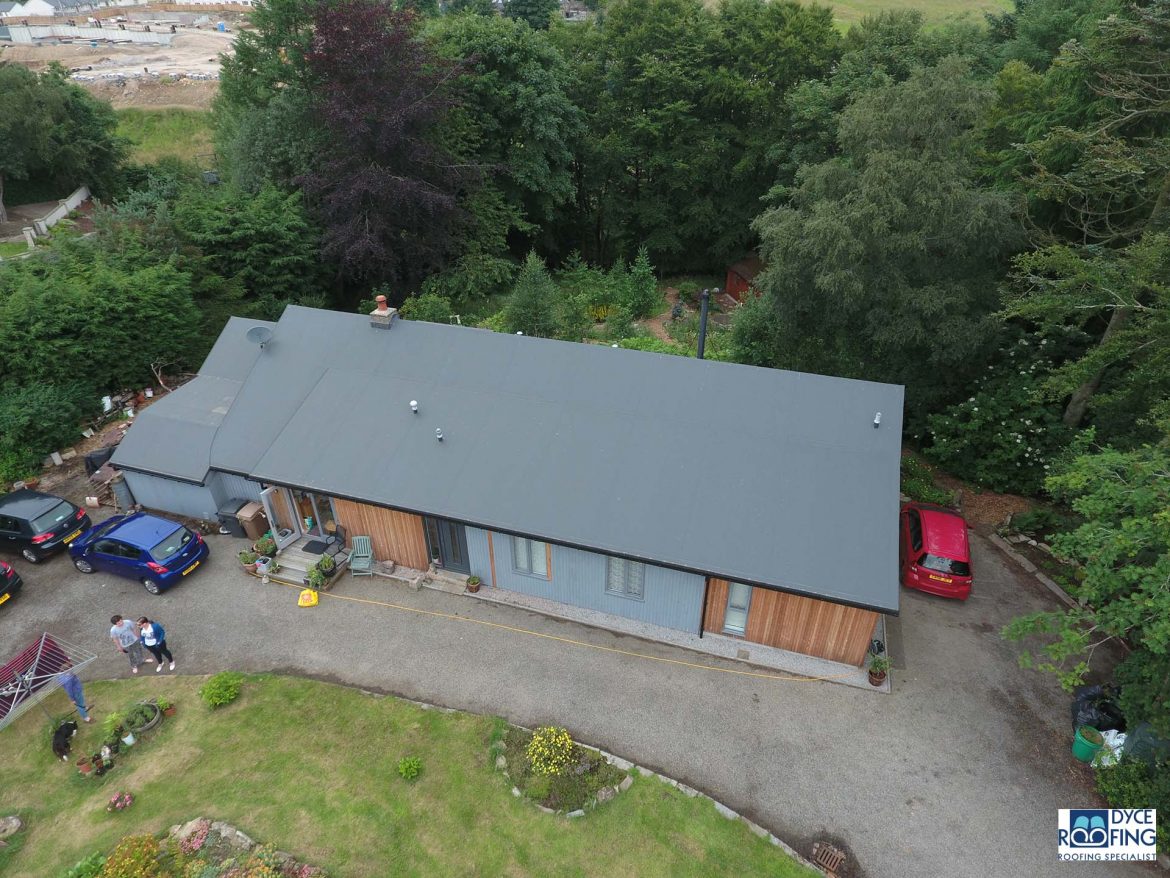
top-left (59, 670), bottom-right (92, 722)
top-left (110, 614), bottom-right (150, 674)
top-left (137, 617), bottom-right (175, 672)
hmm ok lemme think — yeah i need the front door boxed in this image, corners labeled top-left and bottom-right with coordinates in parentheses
top-left (260, 486), bottom-right (300, 550)
top-left (425, 517), bottom-right (469, 574)
top-left (723, 582), bottom-right (752, 635)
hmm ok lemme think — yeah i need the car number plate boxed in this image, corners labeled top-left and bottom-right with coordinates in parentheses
top-left (928, 574), bottom-right (953, 583)
top-left (0, 593), bottom-right (8, 606)
top-left (65, 529), bottom-right (82, 544)
top-left (182, 561), bottom-right (200, 576)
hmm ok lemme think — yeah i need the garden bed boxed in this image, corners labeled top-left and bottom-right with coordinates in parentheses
top-left (500, 726), bottom-right (627, 813)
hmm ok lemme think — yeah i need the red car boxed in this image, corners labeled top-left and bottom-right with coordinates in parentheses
top-left (899, 502), bottom-right (973, 600)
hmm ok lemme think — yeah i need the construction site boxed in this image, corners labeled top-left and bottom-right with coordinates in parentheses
top-left (0, 8), bottom-right (242, 108)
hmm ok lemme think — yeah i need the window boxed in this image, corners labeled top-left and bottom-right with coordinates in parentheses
top-left (907, 510), bottom-right (923, 552)
top-left (917, 553), bottom-right (971, 577)
top-left (0, 515), bottom-right (19, 534)
top-left (605, 557), bottom-right (645, 600)
top-left (723, 582), bottom-right (752, 635)
top-left (150, 527), bottom-right (193, 562)
top-left (511, 537), bottom-right (548, 578)
top-left (32, 501), bottom-right (73, 534)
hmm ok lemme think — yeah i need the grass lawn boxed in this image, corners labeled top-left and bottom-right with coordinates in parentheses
top-left (116, 108), bottom-right (214, 165)
top-left (0, 241), bottom-right (31, 259)
top-left (0, 675), bottom-right (815, 878)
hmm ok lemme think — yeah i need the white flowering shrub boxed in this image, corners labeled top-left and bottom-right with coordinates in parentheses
top-left (923, 336), bottom-right (1072, 494)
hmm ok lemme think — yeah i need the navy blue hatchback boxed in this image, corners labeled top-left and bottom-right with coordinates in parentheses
top-left (69, 512), bottom-right (209, 594)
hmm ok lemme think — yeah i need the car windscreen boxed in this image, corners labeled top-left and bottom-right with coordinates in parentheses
top-left (150, 527), bottom-right (193, 562)
top-left (31, 501), bottom-right (75, 534)
top-left (919, 553), bottom-right (971, 577)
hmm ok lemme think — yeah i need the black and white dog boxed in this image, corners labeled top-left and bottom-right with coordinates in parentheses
top-left (52, 720), bottom-right (78, 761)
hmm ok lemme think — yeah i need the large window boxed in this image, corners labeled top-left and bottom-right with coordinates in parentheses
top-left (605, 557), bottom-right (645, 600)
top-left (512, 537), bottom-right (548, 578)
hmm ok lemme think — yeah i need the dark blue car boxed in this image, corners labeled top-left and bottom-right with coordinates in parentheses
top-left (69, 512), bottom-right (209, 594)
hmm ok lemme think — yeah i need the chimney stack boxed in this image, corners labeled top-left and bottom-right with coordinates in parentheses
top-left (370, 294), bottom-right (398, 330)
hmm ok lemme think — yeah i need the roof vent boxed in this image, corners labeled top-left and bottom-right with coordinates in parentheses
top-left (410, 400), bottom-right (419, 413)
top-left (370, 295), bottom-right (397, 330)
top-left (435, 428), bottom-right (444, 442)
top-left (873, 412), bottom-right (882, 428)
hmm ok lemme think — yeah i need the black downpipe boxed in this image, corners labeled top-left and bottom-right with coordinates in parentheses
top-left (699, 576), bottom-right (711, 638)
top-left (697, 289), bottom-right (710, 359)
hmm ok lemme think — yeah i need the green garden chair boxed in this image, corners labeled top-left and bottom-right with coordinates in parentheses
top-left (349, 535), bottom-right (374, 577)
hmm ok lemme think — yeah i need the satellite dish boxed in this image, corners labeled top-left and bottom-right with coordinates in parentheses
top-left (246, 326), bottom-right (274, 349)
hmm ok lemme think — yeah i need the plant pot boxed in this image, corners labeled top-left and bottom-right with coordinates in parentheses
top-left (467, 579), bottom-right (481, 594)
top-left (77, 757), bottom-right (93, 775)
top-left (868, 670), bottom-right (887, 687)
top-left (1072, 726), bottom-right (1105, 763)
top-left (242, 561), bottom-right (258, 574)
top-left (129, 701), bottom-right (162, 733)
top-left (120, 731), bottom-right (136, 747)
top-left (162, 707), bottom-right (176, 717)
top-left (254, 557), bottom-right (273, 575)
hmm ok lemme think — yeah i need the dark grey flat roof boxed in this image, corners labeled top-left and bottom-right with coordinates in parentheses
top-left (110, 317), bottom-right (274, 482)
top-left (202, 306), bottom-right (903, 612)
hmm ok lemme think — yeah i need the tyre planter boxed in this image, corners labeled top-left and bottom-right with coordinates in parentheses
top-left (129, 701), bottom-right (162, 734)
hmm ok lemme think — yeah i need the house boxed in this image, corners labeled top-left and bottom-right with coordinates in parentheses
top-left (725, 254), bottom-right (763, 302)
top-left (112, 305), bottom-right (904, 667)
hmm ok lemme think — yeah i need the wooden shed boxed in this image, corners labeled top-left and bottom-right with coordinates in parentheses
top-left (725, 255), bottom-right (763, 302)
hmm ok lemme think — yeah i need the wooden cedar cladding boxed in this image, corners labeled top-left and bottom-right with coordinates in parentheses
top-left (332, 498), bottom-right (430, 570)
top-left (704, 578), bottom-right (878, 666)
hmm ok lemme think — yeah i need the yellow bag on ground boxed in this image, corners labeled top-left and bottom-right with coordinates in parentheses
top-left (298, 589), bottom-right (319, 608)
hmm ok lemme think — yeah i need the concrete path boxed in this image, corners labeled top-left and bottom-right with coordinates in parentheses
top-left (0, 533), bottom-right (1140, 878)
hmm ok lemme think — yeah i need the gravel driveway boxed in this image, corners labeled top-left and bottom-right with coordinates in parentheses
top-left (0, 532), bottom-right (1141, 878)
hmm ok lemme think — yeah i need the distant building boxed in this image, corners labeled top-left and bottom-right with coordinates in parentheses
top-left (725, 254), bottom-right (763, 302)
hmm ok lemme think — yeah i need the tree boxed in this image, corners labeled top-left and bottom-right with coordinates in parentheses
top-left (1003, 3), bottom-right (1170, 427)
top-left (503, 251), bottom-right (561, 337)
top-left (214, 0), bottom-right (323, 191)
top-left (619, 246), bottom-right (658, 318)
top-left (0, 63), bottom-right (125, 222)
top-left (170, 183), bottom-right (324, 313)
top-left (743, 57), bottom-right (1020, 408)
top-left (504, 0), bottom-right (559, 30)
top-left (400, 291), bottom-right (454, 322)
top-left (1004, 435), bottom-right (1170, 735)
top-left (300, 0), bottom-right (470, 289)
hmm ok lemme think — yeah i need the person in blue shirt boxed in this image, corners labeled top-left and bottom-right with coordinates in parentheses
top-left (138, 617), bottom-right (175, 672)
top-left (59, 670), bottom-right (92, 722)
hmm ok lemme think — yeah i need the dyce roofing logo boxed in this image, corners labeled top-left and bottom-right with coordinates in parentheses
top-left (1066, 810), bottom-right (1109, 848)
top-left (1058, 809), bottom-right (1158, 861)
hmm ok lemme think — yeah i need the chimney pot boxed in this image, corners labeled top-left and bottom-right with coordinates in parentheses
top-left (370, 296), bottom-right (397, 330)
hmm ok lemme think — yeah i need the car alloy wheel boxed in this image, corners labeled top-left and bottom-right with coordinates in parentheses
top-left (142, 578), bottom-right (161, 595)
top-left (21, 548), bottom-right (40, 564)
top-left (74, 557), bottom-right (95, 574)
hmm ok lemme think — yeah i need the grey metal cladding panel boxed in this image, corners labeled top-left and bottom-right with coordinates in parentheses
top-left (470, 527), bottom-right (703, 633)
top-left (207, 472), bottom-right (264, 505)
top-left (122, 471), bottom-right (218, 520)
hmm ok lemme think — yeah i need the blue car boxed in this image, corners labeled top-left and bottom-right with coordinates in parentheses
top-left (69, 512), bottom-right (209, 594)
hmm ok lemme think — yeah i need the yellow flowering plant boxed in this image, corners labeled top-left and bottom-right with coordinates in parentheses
top-left (526, 726), bottom-right (574, 777)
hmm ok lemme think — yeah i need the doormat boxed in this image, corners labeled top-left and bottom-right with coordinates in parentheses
top-left (302, 540), bottom-right (328, 555)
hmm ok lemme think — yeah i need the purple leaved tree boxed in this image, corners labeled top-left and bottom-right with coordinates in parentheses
top-left (300, 1), bottom-right (472, 289)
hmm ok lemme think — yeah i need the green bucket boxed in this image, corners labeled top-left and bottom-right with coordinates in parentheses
top-left (1073, 726), bottom-right (1105, 763)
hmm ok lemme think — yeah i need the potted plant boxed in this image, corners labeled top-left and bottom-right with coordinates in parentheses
top-left (867, 654), bottom-right (890, 687)
top-left (127, 701), bottom-right (161, 733)
top-left (157, 698), bottom-right (175, 717)
top-left (306, 567), bottom-right (325, 591)
top-left (104, 711), bottom-right (134, 747)
top-left (254, 556), bottom-right (273, 576)
top-left (253, 535), bottom-right (277, 558)
top-left (77, 755), bottom-right (93, 776)
top-left (466, 574), bottom-right (482, 594)
top-left (317, 554), bottom-right (336, 578)
top-left (238, 549), bottom-right (259, 573)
